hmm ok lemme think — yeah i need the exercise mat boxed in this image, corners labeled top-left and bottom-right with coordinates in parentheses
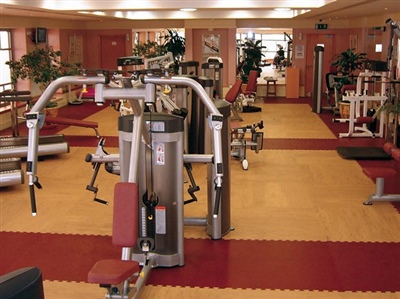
top-left (243, 106), bottom-right (262, 113)
top-left (336, 146), bottom-right (392, 160)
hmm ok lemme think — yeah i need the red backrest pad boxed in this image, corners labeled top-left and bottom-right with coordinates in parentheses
top-left (225, 79), bottom-right (243, 103)
top-left (112, 182), bottom-right (139, 247)
top-left (245, 70), bottom-right (258, 92)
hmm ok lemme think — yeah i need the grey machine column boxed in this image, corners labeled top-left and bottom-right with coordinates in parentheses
top-left (118, 112), bottom-right (185, 267)
top-left (202, 57), bottom-right (223, 100)
top-left (200, 76), bottom-right (231, 239)
top-left (312, 45), bottom-right (324, 113)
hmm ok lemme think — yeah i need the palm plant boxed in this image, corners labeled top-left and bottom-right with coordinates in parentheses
top-left (331, 48), bottom-right (367, 83)
top-left (238, 38), bottom-right (265, 83)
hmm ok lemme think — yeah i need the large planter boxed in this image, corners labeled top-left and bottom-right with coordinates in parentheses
top-left (44, 107), bottom-right (59, 118)
top-left (339, 102), bottom-right (363, 119)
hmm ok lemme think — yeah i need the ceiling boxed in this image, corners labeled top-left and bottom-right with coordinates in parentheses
top-left (0, 0), bottom-right (399, 23)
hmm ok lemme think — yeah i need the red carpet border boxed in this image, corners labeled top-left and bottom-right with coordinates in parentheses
top-left (1, 231), bottom-right (399, 292)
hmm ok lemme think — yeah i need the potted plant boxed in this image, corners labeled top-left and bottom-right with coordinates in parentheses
top-left (133, 40), bottom-right (164, 58)
top-left (331, 48), bottom-right (368, 118)
top-left (132, 29), bottom-right (185, 74)
top-left (160, 29), bottom-right (186, 72)
top-left (331, 48), bottom-right (367, 84)
top-left (6, 46), bottom-right (81, 112)
top-left (238, 38), bottom-right (265, 83)
top-left (6, 46), bottom-right (81, 92)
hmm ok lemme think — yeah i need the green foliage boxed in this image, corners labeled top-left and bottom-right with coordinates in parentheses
top-left (6, 46), bottom-right (81, 92)
top-left (132, 29), bottom-right (185, 73)
top-left (132, 40), bottom-right (164, 58)
top-left (161, 29), bottom-right (186, 64)
top-left (239, 39), bottom-right (265, 83)
top-left (331, 48), bottom-right (367, 82)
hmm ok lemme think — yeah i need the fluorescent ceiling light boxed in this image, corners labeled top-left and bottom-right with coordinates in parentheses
top-left (274, 8), bottom-right (291, 11)
top-left (180, 8), bottom-right (197, 12)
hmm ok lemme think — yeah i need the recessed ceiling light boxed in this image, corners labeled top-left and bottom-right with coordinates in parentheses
top-left (180, 8), bottom-right (197, 12)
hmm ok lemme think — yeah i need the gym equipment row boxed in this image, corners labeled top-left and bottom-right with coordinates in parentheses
top-left (0, 157), bottom-right (24, 187)
top-left (0, 90), bottom-right (70, 188)
top-left (0, 135), bottom-right (69, 159)
top-left (25, 73), bottom-right (227, 298)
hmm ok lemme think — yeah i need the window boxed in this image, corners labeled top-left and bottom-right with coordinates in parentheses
top-left (0, 30), bottom-right (13, 92)
top-left (237, 32), bottom-right (292, 60)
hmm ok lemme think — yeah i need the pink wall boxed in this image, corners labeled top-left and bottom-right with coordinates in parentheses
top-left (189, 28), bottom-right (237, 86)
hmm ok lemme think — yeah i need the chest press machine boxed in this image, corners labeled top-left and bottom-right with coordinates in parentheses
top-left (25, 74), bottom-right (226, 298)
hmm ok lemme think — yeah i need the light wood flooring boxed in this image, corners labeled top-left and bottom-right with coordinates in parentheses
top-left (1, 97), bottom-right (400, 298)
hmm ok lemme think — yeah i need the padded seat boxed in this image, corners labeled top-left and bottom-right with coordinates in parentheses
top-left (356, 116), bottom-right (373, 123)
top-left (45, 116), bottom-right (100, 137)
top-left (362, 167), bottom-right (397, 179)
top-left (87, 182), bottom-right (140, 294)
top-left (88, 259), bottom-right (140, 285)
top-left (362, 146), bottom-right (400, 205)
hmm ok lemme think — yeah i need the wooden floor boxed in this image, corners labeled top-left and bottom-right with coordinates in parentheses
top-left (1, 97), bottom-right (400, 299)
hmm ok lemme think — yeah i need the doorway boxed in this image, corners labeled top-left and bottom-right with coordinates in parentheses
top-left (100, 35), bottom-right (127, 70)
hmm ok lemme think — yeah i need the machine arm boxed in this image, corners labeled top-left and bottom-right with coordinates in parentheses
top-left (26, 76), bottom-right (109, 216)
top-left (142, 75), bottom-right (225, 218)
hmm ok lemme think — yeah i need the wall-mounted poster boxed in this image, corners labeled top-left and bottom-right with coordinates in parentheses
top-left (350, 34), bottom-right (358, 51)
top-left (295, 45), bottom-right (304, 59)
top-left (203, 34), bottom-right (220, 54)
top-left (202, 34), bottom-right (221, 62)
top-left (68, 34), bottom-right (83, 64)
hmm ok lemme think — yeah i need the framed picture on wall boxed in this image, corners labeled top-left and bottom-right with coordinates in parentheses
top-left (350, 34), bottom-right (358, 50)
top-left (202, 34), bottom-right (220, 55)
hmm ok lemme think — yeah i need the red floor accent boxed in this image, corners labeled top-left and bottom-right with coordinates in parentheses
top-left (1, 232), bottom-right (399, 292)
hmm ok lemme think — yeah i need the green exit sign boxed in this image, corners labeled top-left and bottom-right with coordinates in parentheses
top-left (315, 23), bottom-right (328, 30)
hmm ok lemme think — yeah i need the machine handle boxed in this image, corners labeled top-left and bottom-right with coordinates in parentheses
top-left (29, 184), bottom-right (37, 216)
top-left (213, 186), bottom-right (222, 218)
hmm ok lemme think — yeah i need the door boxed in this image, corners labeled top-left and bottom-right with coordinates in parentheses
top-left (100, 35), bottom-right (127, 70)
top-left (305, 34), bottom-right (335, 97)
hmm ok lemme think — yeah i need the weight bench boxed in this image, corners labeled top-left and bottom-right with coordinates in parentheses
top-left (88, 182), bottom-right (142, 298)
top-left (45, 116), bottom-right (100, 138)
top-left (362, 142), bottom-right (400, 205)
top-left (78, 86), bottom-right (95, 100)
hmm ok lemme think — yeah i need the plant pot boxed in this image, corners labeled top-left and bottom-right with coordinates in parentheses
top-left (45, 107), bottom-right (59, 118)
top-left (339, 102), bottom-right (363, 119)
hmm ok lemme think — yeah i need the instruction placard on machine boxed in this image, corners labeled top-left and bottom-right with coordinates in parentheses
top-left (156, 206), bottom-right (166, 234)
top-left (155, 142), bottom-right (165, 165)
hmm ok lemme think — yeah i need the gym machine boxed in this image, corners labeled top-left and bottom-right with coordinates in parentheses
top-left (202, 56), bottom-right (223, 99)
top-left (231, 121), bottom-right (264, 170)
top-left (0, 91), bottom-right (69, 187)
top-left (0, 157), bottom-right (24, 187)
top-left (25, 73), bottom-right (226, 298)
top-left (312, 46), bottom-right (324, 114)
top-left (0, 135), bottom-right (69, 159)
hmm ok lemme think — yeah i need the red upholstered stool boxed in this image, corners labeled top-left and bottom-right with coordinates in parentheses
top-left (88, 182), bottom-right (140, 295)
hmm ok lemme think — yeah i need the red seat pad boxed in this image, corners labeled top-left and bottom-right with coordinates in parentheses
top-left (88, 259), bottom-right (140, 284)
top-left (356, 116), bottom-right (373, 123)
top-left (392, 148), bottom-right (400, 161)
top-left (81, 87), bottom-right (95, 98)
top-left (362, 167), bottom-right (397, 179)
top-left (383, 142), bottom-right (395, 155)
top-left (45, 116), bottom-right (98, 128)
